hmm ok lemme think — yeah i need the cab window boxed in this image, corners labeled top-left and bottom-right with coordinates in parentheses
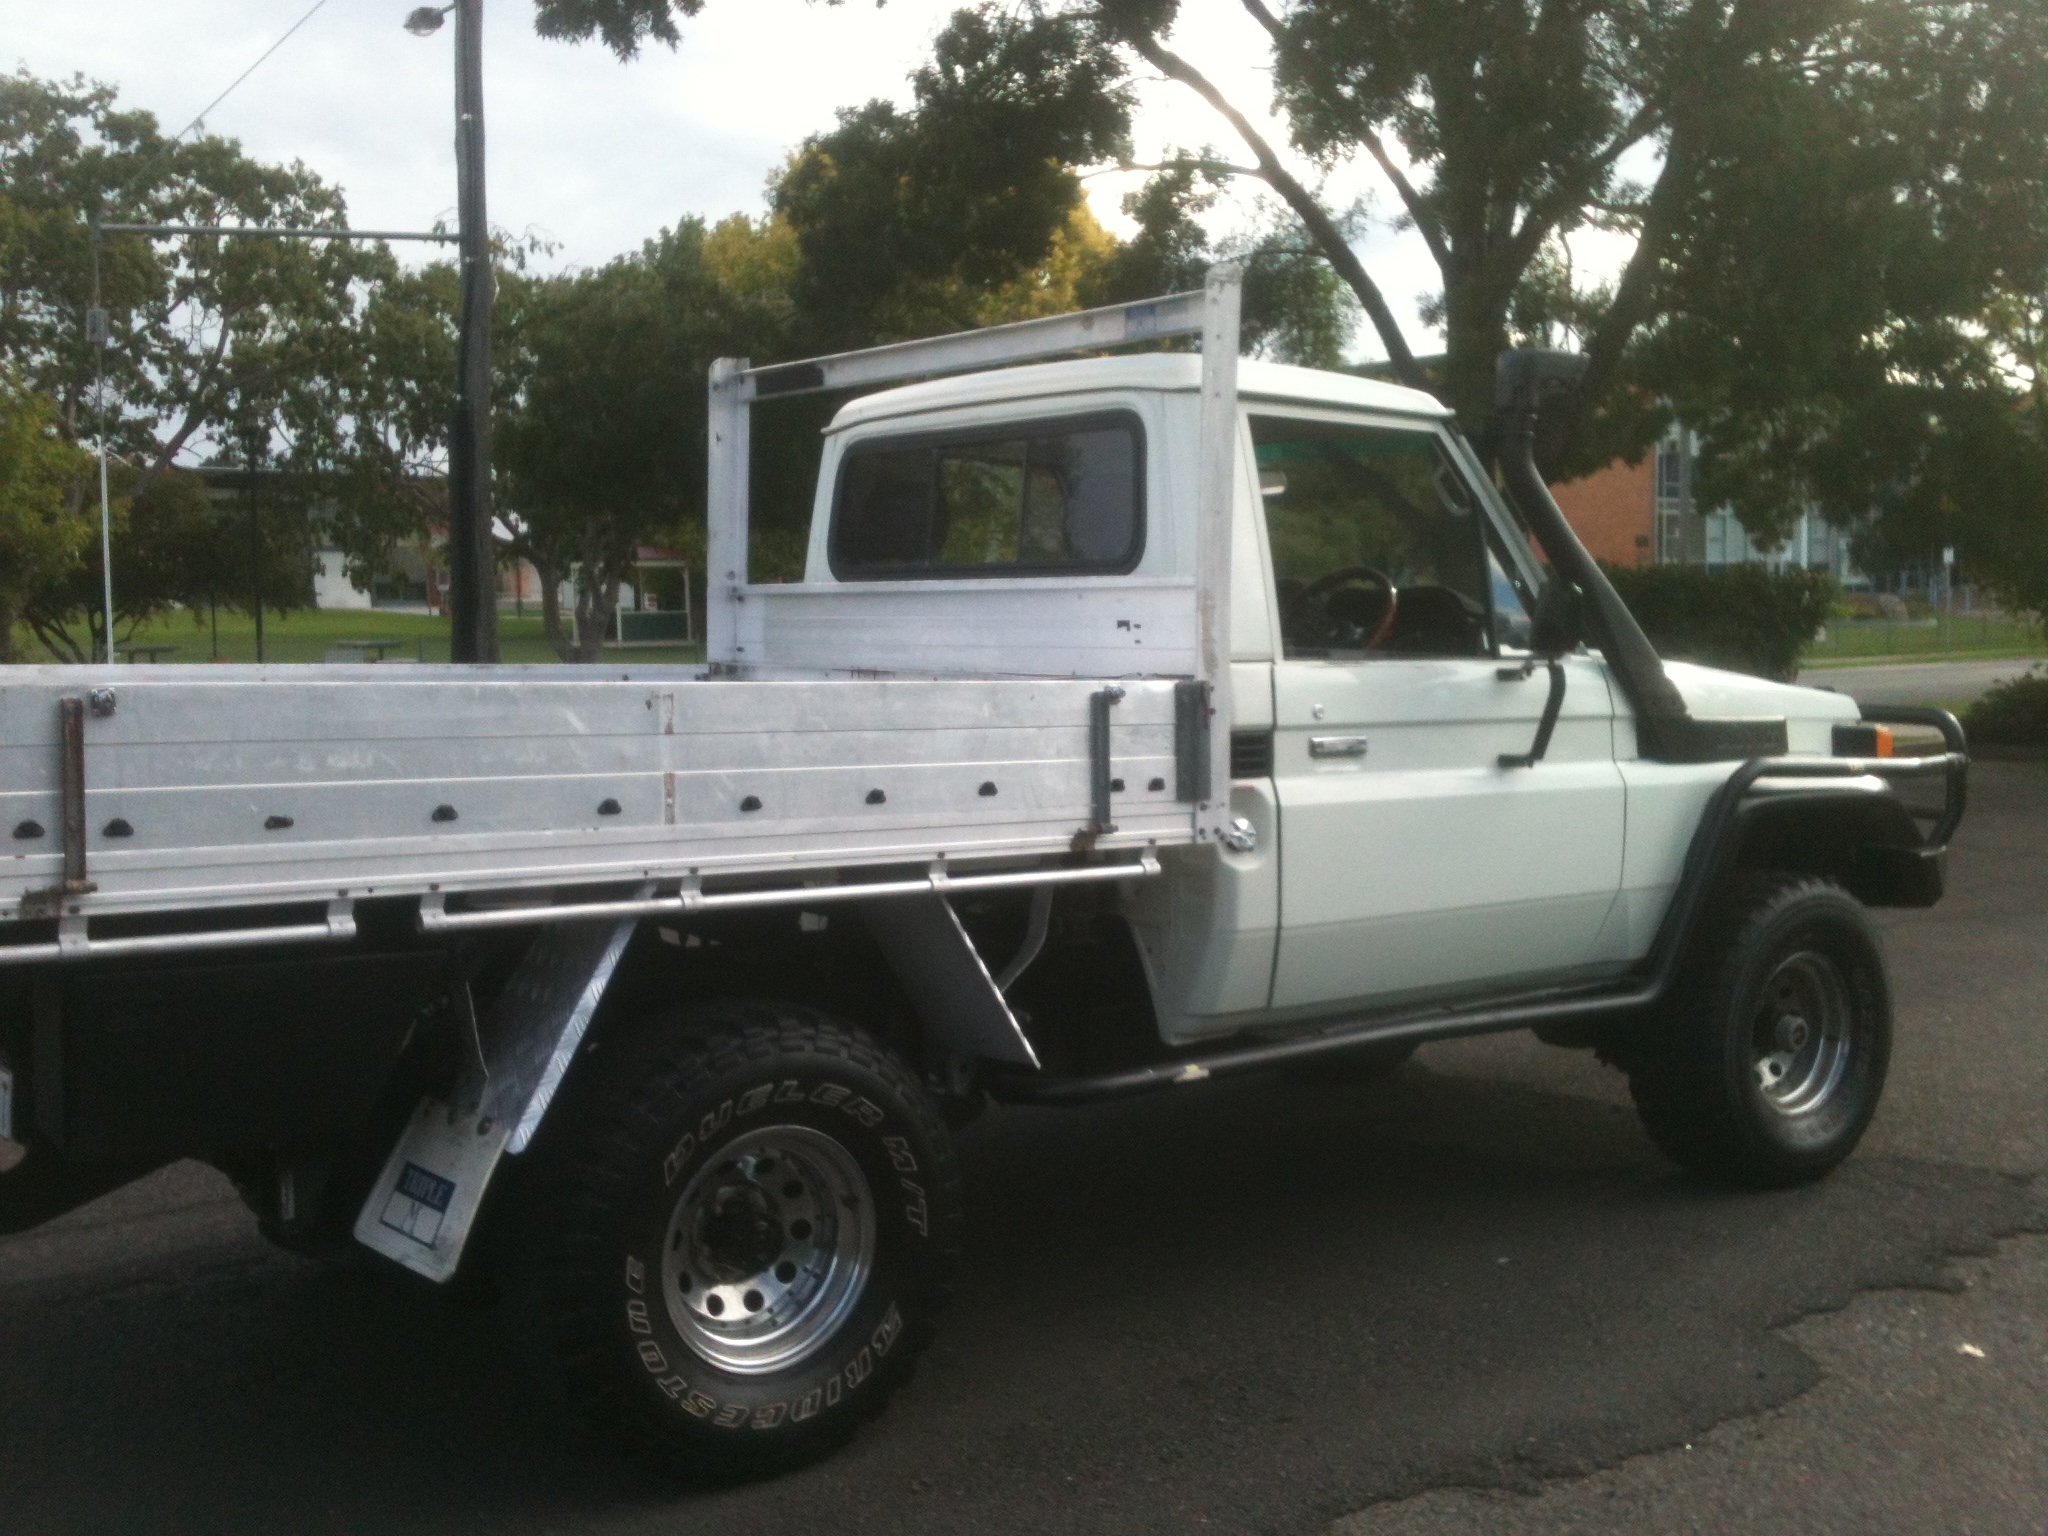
top-left (830, 412), bottom-right (1143, 578)
top-left (1253, 415), bottom-right (1493, 659)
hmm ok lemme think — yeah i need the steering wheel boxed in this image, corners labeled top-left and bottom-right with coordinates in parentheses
top-left (1286, 565), bottom-right (1399, 652)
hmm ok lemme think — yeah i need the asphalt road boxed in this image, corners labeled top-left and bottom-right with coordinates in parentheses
top-left (1798, 655), bottom-right (2041, 706)
top-left (1, 765), bottom-right (2042, 1535)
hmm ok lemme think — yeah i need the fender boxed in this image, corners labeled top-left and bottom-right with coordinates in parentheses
top-left (1731, 780), bottom-right (1943, 907)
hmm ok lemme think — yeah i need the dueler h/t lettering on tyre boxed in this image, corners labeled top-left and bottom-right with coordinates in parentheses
top-left (0, 271), bottom-right (1966, 1480)
top-left (535, 1002), bottom-right (961, 1477)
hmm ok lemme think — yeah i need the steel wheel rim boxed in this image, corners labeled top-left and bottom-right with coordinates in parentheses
top-left (1750, 948), bottom-right (1854, 1116)
top-left (660, 1123), bottom-right (877, 1375)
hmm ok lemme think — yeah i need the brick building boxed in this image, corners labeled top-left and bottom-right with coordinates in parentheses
top-left (1551, 430), bottom-right (1857, 577)
top-left (1551, 454), bottom-right (1655, 566)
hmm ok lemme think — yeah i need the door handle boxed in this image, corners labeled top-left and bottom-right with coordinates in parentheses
top-left (1308, 734), bottom-right (1370, 759)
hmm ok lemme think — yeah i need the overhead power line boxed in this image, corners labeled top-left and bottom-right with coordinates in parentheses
top-left (173, 0), bottom-right (332, 143)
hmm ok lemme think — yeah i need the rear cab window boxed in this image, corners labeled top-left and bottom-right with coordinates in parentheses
top-left (829, 412), bottom-right (1144, 579)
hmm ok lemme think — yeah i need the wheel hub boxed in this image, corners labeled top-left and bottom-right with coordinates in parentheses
top-left (661, 1124), bottom-right (876, 1375)
top-left (695, 1183), bottom-right (785, 1279)
top-left (1751, 950), bottom-right (1853, 1116)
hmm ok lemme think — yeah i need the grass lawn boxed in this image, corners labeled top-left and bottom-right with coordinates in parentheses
top-left (1802, 614), bottom-right (2046, 665)
top-left (10, 608), bottom-right (704, 666)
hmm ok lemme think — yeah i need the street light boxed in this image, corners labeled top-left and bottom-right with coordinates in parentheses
top-left (409, 0), bottom-right (498, 662)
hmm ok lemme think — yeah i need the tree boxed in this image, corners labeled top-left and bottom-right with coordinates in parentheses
top-left (1, 71), bottom-right (411, 650)
top-left (1085, 158), bottom-right (1356, 365)
top-left (960, 3), bottom-right (2048, 605)
top-left (497, 220), bottom-right (789, 659)
top-left (495, 3), bottom-right (1359, 662)
top-left (0, 372), bottom-right (89, 661)
top-left (1, 73), bottom-right (397, 482)
top-left (16, 464), bottom-right (238, 663)
top-left (770, 4), bottom-right (1134, 348)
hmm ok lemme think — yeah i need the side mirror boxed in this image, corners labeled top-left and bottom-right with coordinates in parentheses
top-left (1529, 577), bottom-right (1582, 658)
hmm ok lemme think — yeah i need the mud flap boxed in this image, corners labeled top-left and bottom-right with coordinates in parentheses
top-left (859, 893), bottom-right (1040, 1070)
top-left (354, 916), bottom-right (637, 1281)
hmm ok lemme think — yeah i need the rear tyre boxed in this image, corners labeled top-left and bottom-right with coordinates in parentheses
top-left (1626, 875), bottom-right (1890, 1189)
top-left (537, 1000), bottom-right (961, 1480)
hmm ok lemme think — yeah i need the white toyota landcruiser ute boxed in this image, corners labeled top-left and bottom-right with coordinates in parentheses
top-left (0, 271), bottom-right (1965, 1477)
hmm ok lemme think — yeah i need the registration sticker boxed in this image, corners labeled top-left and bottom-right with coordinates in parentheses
top-left (380, 1161), bottom-right (457, 1246)
top-left (354, 1096), bottom-right (513, 1282)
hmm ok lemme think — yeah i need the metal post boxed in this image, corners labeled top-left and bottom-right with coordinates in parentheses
top-left (245, 449), bottom-right (265, 664)
top-left (88, 230), bottom-right (115, 664)
top-left (1193, 264), bottom-right (1242, 845)
top-left (446, 0), bottom-right (497, 662)
top-left (705, 358), bottom-right (750, 665)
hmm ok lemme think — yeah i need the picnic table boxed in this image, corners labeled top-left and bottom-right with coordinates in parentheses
top-left (116, 644), bottom-right (181, 663)
top-left (322, 637), bottom-right (417, 663)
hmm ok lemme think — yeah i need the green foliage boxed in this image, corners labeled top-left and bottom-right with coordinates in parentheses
top-left (0, 372), bottom-right (89, 660)
top-left (532, 0), bottom-right (708, 59)
top-left (1601, 562), bottom-right (1835, 682)
top-left (0, 71), bottom-right (396, 481)
top-left (15, 464), bottom-right (260, 662)
top-left (1268, 0), bottom-right (1651, 418)
top-left (496, 218), bottom-right (804, 659)
top-left (1087, 158), bottom-right (1356, 366)
top-left (1632, 1), bottom-right (2048, 617)
top-left (0, 71), bottom-right (409, 646)
top-left (529, 0), bottom-right (2048, 625)
top-left (1070, 0), bottom-right (2048, 616)
top-left (1964, 666), bottom-right (2048, 747)
top-left (772, 5), bottom-right (1133, 348)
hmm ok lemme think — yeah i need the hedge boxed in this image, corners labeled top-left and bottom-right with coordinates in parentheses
top-left (1965, 666), bottom-right (2048, 746)
top-left (1599, 563), bottom-right (1835, 682)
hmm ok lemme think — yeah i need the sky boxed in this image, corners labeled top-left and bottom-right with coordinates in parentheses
top-left (4, 0), bottom-right (1620, 364)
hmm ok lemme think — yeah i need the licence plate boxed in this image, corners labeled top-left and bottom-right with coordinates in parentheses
top-left (0, 1062), bottom-right (13, 1140)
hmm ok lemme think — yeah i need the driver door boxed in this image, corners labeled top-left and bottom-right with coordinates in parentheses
top-left (1256, 411), bottom-right (1627, 1015)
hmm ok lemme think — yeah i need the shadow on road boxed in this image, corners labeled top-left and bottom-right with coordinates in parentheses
top-left (0, 1065), bottom-right (2036, 1535)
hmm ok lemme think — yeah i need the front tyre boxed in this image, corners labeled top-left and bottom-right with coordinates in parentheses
top-left (539, 1001), bottom-right (961, 1480)
top-left (1627, 875), bottom-right (1891, 1189)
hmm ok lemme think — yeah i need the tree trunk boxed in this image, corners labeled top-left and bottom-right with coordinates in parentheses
top-left (570, 516), bottom-right (624, 664)
top-left (574, 570), bottom-right (622, 664)
top-left (536, 554), bottom-right (576, 661)
top-left (1438, 265), bottom-right (1514, 432)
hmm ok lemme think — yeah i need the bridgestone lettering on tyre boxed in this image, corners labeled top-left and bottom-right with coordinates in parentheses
top-left (1627, 874), bottom-right (1892, 1189)
top-left (539, 1001), bottom-right (961, 1480)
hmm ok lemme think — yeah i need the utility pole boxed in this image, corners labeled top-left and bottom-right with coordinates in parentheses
top-left (87, 231), bottom-right (115, 662)
top-left (445, 0), bottom-right (498, 661)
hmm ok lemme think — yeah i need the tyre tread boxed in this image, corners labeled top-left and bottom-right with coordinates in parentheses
top-left (1627, 873), bottom-right (1888, 1189)
top-left (533, 998), bottom-right (961, 1480)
